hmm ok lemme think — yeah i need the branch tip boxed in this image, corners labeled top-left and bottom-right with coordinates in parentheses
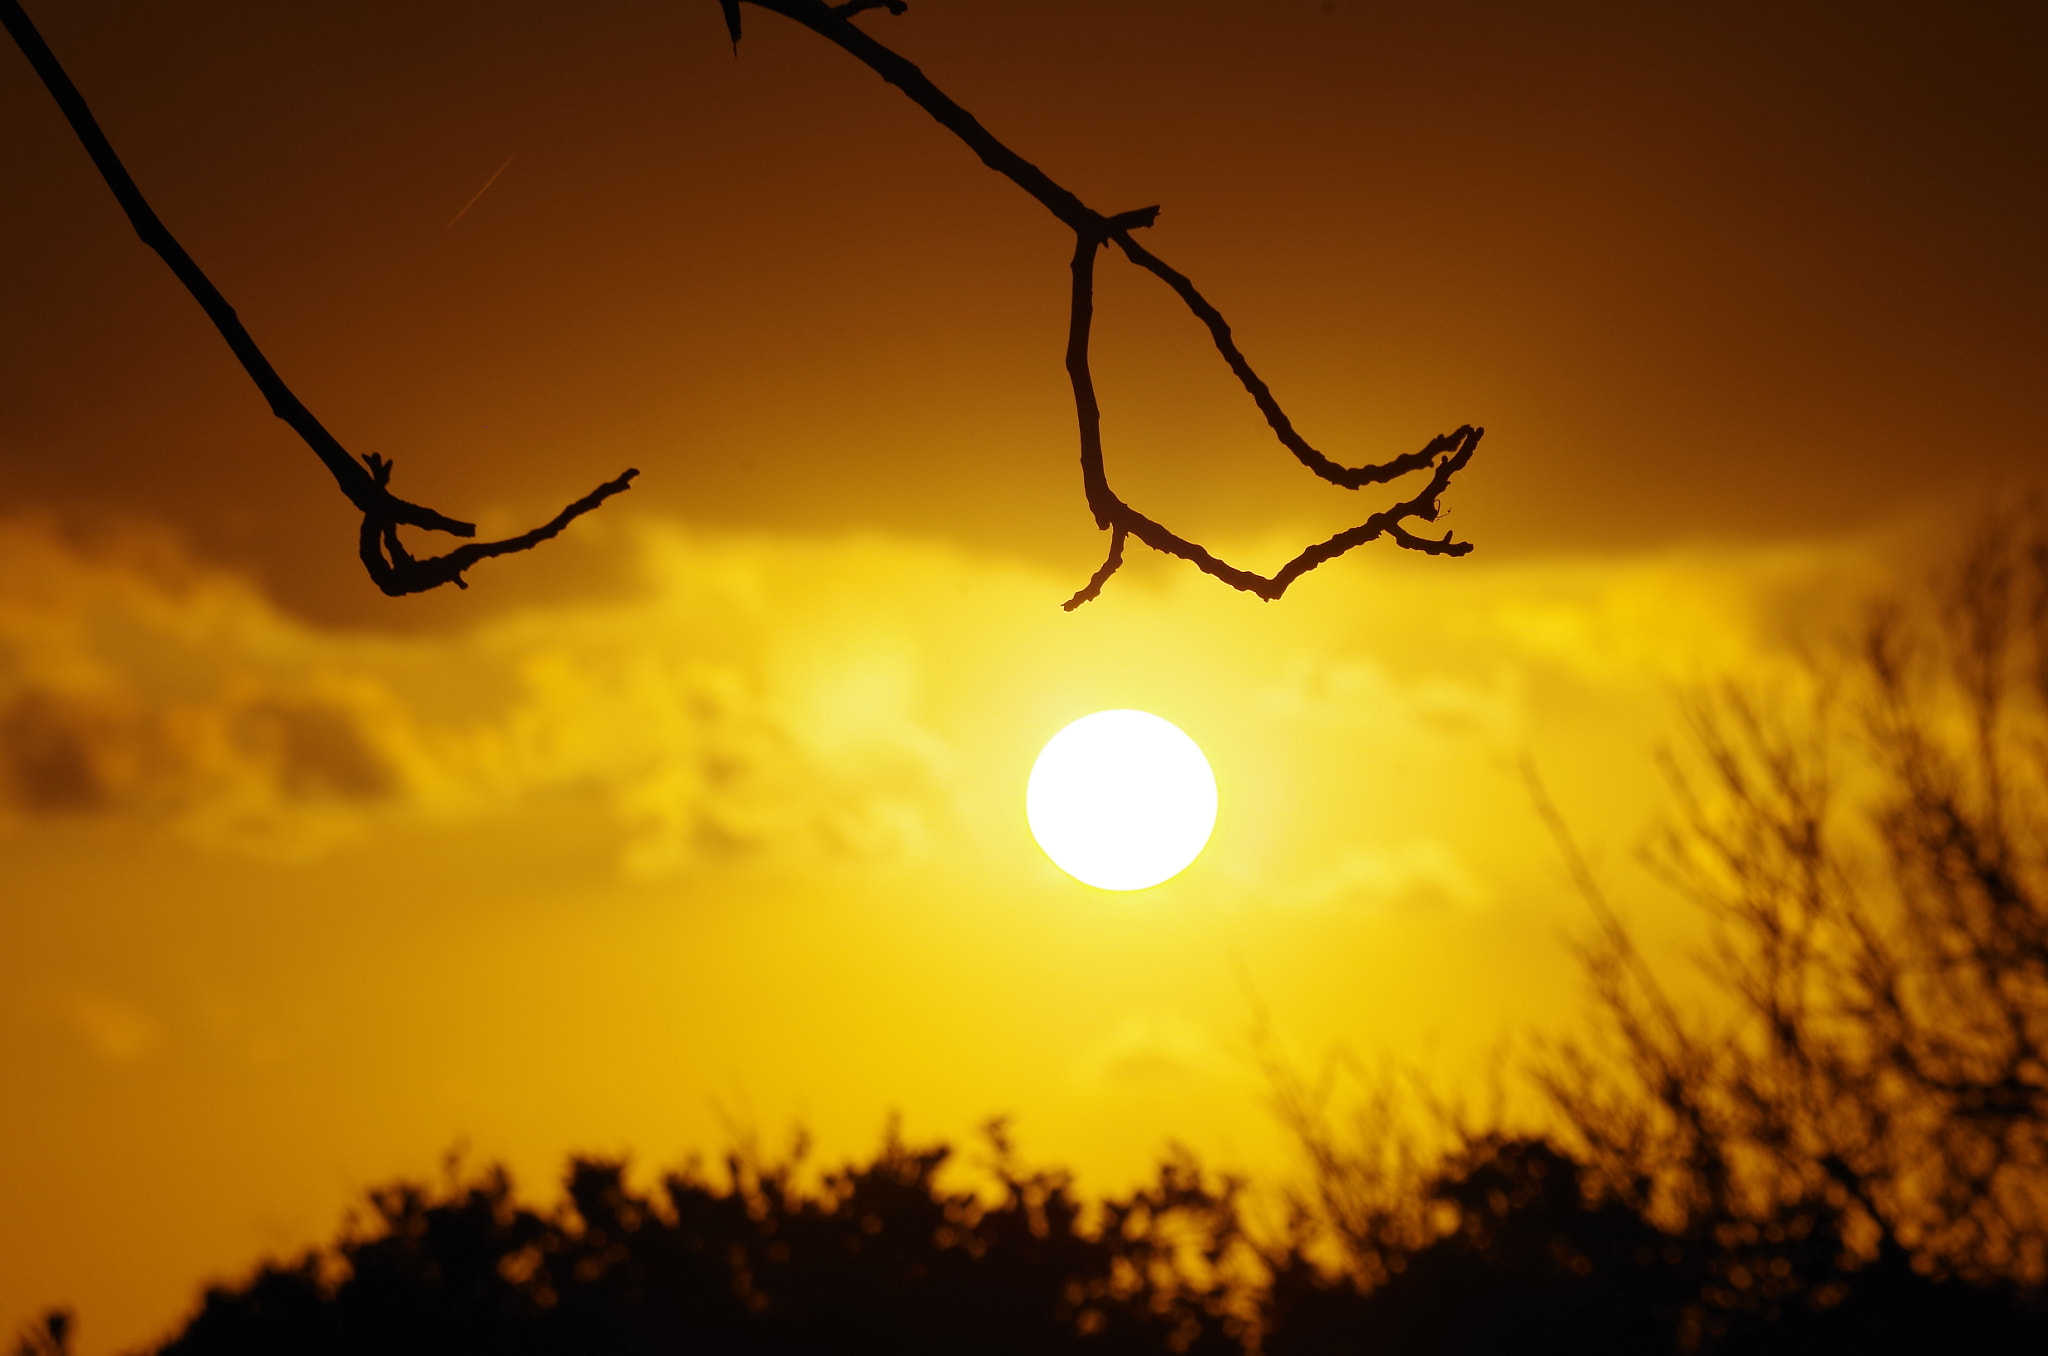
top-left (830, 0), bottom-right (908, 18)
top-left (359, 466), bottom-right (639, 598)
top-left (1063, 525), bottom-right (1128, 610)
top-left (1104, 205), bottom-right (1161, 234)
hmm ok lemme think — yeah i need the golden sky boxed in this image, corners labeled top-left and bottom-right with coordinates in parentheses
top-left (2, 1), bottom-right (2043, 1350)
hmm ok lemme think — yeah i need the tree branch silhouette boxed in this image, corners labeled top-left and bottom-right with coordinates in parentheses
top-left (1, 0), bottom-right (636, 597)
top-left (6, 0), bottom-right (1478, 605)
top-left (727, 0), bottom-right (1482, 607)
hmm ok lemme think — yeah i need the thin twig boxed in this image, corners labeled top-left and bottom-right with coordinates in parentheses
top-left (357, 455), bottom-right (639, 596)
top-left (1063, 525), bottom-right (1127, 611)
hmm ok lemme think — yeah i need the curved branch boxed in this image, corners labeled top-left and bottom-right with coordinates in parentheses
top-left (1063, 525), bottom-right (1128, 612)
top-left (2, 0), bottom-right (635, 595)
top-left (1109, 229), bottom-right (1455, 490)
top-left (357, 456), bottom-right (639, 597)
top-left (736, 0), bottom-right (1482, 605)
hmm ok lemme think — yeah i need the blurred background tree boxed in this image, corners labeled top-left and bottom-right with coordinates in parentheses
top-left (1261, 514), bottom-right (2048, 1351)
top-left (1541, 515), bottom-right (2048, 1264)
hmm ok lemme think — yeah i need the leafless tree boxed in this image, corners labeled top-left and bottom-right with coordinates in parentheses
top-left (1535, 513), bottom-right (2048, 1286)
top-left (4, 0), bottom-right (1480, 603)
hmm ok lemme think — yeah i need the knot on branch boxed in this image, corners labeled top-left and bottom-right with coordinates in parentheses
top-left (356, 453), bottom-right (639, 598)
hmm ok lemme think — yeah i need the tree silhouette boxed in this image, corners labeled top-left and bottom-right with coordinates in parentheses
top-left (2, 0), bottom-right (1479, 604)
top-left (116, 1115), bottom-right (2048, 1354)
top-left (150, 1125), bottom-right (1254, 1356)
top-left (1263, 1127), bottom-right (2045, 1355)
top-left (1238, 519), bottom-right (2048, 1351)
top-left (1517, 513), bottom-right (2048, 1341)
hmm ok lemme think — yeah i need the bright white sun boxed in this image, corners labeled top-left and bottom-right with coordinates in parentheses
top-left (1026, 709), bottom-right (1218, 891)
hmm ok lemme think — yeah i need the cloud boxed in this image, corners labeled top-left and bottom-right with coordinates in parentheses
top-left (0, 685), bottom-right (396, 817)
top-left (1073, 1011), bottom-right (1223, 1091)
top-left (0, 516), bottom-right (958, 870)
top-left (0, 511), bottom-right (1903, 888)
top-left (1284, 839), bottom-right (1491, 917)
top-left (0, 521), bottom-right (405, 852)
top-left (1256, 653), bottom-right (1521, 740)
top-left (1471, 544), bottom-right (1883, 685)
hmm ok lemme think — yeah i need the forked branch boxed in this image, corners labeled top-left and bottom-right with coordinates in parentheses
top-left (1, 0), bottom-right (635, 596)
top-left (4, 0), bottom-right (1478, 605)
top-left (729, 0), bottom-right (1482, 606)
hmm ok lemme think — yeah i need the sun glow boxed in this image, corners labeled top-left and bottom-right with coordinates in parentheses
top-left (1025, 709), bottom-right (1219, 891)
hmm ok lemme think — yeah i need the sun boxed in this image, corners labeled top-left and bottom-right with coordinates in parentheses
top-left (1026, 710), bottom-right (1218, 891)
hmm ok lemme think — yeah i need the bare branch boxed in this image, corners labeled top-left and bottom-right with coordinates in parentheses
top-left (2, 0), bottom-right (635, 596)
top-left (6, 0), bottom-right (1477, 606)
top-left (357, 457), bottom-right (640, 596)
top-left (830, 0), bottom-right (907, 17)
top-left (733, 0), bottom-right (1482, 605)
top-left (1109, 229), bottom-right (1455, 491)
top-left (1062, 525), bottom-right (1127, 612)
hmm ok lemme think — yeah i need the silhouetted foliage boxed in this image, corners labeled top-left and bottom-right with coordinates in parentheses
top-left (135, 1116), bottom-right (2048, 1355)
top-left (1266, 1129), bottom-right (2045, 1355)
top-left (9, 1309), bottom-right (72, 1356)
top-left (1261, 1135), bottom-right (1698, 1356)
top-left (152, 1125), bottom-right (1251, 1356)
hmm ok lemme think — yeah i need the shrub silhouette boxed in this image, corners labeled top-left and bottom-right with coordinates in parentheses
top-left (152, 1126), bottom-right (1249, 1356)
top-left (1264, 1132), bottom-right (2044, 1355)
top-left (136, 1124), bottom-right (2047, 1354)
top-left (1260, 1135), bottom-right (1698, 1356)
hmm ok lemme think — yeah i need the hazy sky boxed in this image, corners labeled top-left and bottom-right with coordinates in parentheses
top-left (2, 1), bottom-right (2043, 1350)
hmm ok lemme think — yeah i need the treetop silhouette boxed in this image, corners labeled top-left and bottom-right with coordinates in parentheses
top-left (2, 0), bottom-right (1480, 605)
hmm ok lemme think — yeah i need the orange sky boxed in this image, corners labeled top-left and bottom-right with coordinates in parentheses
top-left (2, 1), bottom-right (2044, 1350)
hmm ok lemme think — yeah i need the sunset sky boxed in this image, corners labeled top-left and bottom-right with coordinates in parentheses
top-left (3, 1), bottom-right (2044, 1349)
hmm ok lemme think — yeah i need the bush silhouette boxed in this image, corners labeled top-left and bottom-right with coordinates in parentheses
top-left (1265, 1132), bottom-right (2044, 1355)
top-left (152, 1127), bottom-right (1249, 1356)
top-left (133, 1123), bottom-right (2047, 1354)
